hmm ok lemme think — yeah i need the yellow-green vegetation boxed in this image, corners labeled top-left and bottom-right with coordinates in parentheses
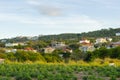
top-left (0, 59), bottom-right (120, 80)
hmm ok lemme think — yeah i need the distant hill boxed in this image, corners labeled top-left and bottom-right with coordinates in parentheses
top-left (38, 28), bottom-right (120, 41)
top-left (1, 28), bottom-right (120, 43)
top-left (80, 28), bottom-right (120, 37)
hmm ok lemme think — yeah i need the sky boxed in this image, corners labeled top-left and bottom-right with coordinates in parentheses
top-left (0, 0), bottom-right (120, 39)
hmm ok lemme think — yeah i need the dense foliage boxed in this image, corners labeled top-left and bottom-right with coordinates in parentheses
top-left (84, 47), bottom-right (120, 62)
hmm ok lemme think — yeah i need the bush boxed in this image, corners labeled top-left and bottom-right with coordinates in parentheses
top-left (16, 73), bottom-right (32, 80)
top-left (110, 76), bottom-right (116, 80)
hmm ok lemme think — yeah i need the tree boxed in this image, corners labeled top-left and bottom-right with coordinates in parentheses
top-left (0, 53), bottom-right (7, 59)
top-left (98, 47), bottom-right (109, 59)
top-left (15, 51), bottom-right (29, 62)
top-left (69, 43), bottom-right (80, 50)
top-left (84, 51), bottom-right (94, 62)
top-left (62, 51), bottom-right (71, 63)
top-left (7, 52), bottom-right (16, 61)
top-left (0, 43), bottom-right (5, 47)
top-left (71, 49), bottom-right (83, 62)
top-left (28, 52), bottom-right (46, 62)
top-left (110, 47), bottom-right (120, 59)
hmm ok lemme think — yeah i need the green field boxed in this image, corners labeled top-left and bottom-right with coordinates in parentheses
top-left (0, 63), bottom-right (120, 80)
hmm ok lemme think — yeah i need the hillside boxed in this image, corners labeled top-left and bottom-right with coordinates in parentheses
top-left (1, 28), bottom-right (120, 42)
top-left (80, 28), bottom-right (120, 37)
top-left (38, 28), bottom-right (120, 41)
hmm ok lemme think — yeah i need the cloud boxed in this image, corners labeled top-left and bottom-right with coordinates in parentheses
top-left (26, 0), bottom-right (63, 16)
top-left (37, 5), bottom-right (62, 16)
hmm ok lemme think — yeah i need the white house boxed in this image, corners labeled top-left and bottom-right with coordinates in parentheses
top-left (79, 39), bottom-right (90, 44)
top-left (1, 39), bottom-right (6, 43)
top-left (5, 43), bottom-right (19, 47)
top-left (106, 38), bottom-right (112, 42)
top-left (44, 47), bottom-right (55, 53)
top-left (27, 36), bottom-right (38, 40)
top-left (116, 33), bottom-right (120, 36)
top-left (5, 49), bottom-right (17, 53)
top-left (5, 43), bottom-right (26, 47)
top-left (51, 42), bottom-right (66, 49)
top-left (79, 39), bottom-right (94, 52)
top-left (79, 45), bottom-right (95, 52)
top-left (95, 38), bottom-right (107, 44)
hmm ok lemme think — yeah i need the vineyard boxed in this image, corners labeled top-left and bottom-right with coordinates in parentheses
top-left (0, 63), bottom-right (120, 80)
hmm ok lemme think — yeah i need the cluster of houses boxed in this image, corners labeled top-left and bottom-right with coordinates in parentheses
top-left (1, 37), bottom-right (120, 54)
top-left (5, 42), bottom-right (26, 47)
top-left (43, 41), bottom-right (72, 53)
top-left (43, 37), bottom-right (120, 53)
top-left (4, 42), bottom-right (37, 53)
top-left (79, 37), bottom-right (120, 52)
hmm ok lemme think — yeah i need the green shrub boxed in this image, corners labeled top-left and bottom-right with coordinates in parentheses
top-left (110, 76), bottom-right (116, 80)
top-left (16, 73), bottom-right (32, 80)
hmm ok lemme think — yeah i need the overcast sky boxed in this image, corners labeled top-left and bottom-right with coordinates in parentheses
top-left (0, 0), bottom-right (120, 39)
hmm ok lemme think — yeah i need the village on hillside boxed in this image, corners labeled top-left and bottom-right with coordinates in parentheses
top-left (1, 32), bottom-right (120, 53)
top-left (0, 32), bottom-right (119, 64)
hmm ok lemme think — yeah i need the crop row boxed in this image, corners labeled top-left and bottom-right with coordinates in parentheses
top-left (0, 64), bottom-right (120, 80)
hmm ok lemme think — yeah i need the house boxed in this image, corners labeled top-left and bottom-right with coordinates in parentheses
top-left (51, 41), bottom-right (66, 49)
top-left (79, 44), bottom-right (95, 52)
top-left (116, 33), bottom-right (120, 36)
top-left (63, 47), bottom-right (73, 53)
top-left (95, 38), bottom-right (107, 44)
top-left (65, 49), bottom-right (73, 53)
top-left (5, 50), bottom-right (11, 53)
top-left (110, 41), bottom-right (120, 47)
top-left (79, 39), bottom-right (95, 52)
top-left (79, 40), bottom-right (95, 52)
top-left (27, 36), bottom-right (38, 40)
top-left (19, 43), bottom-right (26, 46)
top-left (24, 47), bottom-right (37, 53)
top-left (5, 49), bottom-right (17, 53)
top-left (79, 39), bottom-right (90, 44)
top-left (44, 47), bottom-right (55, 53)
top-left (5, 42), bottom-right (26, 47)
top-left (5, 43), bottom-right (19, 47)
top-left (57, 48), bottom-right (73, 58)
top-left (1, 39), bottom-right (6, 43)
top-left (106, 37), bottom-right (112, 42)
